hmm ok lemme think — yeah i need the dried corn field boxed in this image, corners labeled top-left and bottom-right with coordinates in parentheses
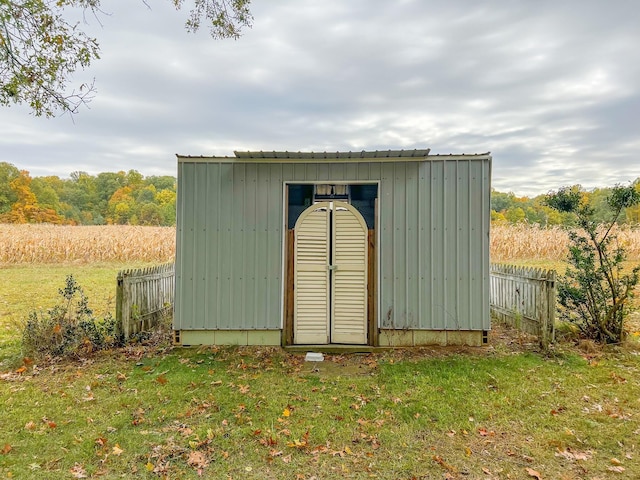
top-left (0, 225), bottom-right (175, 264)
top-left (1, 223), bottom-right (640, 265)
top-left (491, 224), bottom-right (640, 262)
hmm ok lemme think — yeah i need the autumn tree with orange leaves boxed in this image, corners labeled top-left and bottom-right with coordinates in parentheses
top-left (0, 170), bottom-right (65, 223)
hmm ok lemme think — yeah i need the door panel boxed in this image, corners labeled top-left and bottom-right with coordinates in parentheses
top-left (293, 201), bottom-right (368, 345)
top-left (293, 206), bottom-right (330, 344)
top-left (331, 205), bottom-right (368, 344)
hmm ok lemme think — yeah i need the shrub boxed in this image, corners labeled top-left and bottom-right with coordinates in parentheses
top-left (22, 275), bottom-right (123, 358)
top-left (546, 185), bottom-right (640, 343)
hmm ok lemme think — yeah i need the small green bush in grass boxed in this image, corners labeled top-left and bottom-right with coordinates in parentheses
top-left (22, 274), bottom-right (122, 358)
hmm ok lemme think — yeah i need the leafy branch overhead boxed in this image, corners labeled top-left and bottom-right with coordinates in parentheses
top-left (0, 0), bottom-right (252, 117)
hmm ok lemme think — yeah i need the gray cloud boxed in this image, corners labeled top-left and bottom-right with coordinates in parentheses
top-left (1, 0), bottom-right (639, 196)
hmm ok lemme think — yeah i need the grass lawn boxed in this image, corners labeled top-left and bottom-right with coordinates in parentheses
top-left (0, 263), bottom-right (154, 365)
top-left (1, 263), bottom-right (640, 479)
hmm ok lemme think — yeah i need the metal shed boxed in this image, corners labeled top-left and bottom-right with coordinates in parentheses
top-left (174, 149), bottom-right (492, 347)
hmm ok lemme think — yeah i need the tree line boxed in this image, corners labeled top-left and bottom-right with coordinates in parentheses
top-left (0, 162), bottom-right (176, 226)
top-left (1, 161), bottom-right (639, 227)
top-left (491, 180), bottom-right (640, 226)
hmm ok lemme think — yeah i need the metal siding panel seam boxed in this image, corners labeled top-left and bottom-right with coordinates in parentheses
top-left (380, 163), bottom-right (394, 328)
top-left (444, 161), bottom-right (458, 329)
top-left (432, 161), bottom-right (445, 329)
top-left (406, 163), bottom-right (420, 328)
top-left (208, 164), bottom-right (221, 330)
top-left (195, 163), bottom-right (208, 329)
top-left (218, 164), bottom-right (234, 328)
top-left (270, 164), bottom-right (284, 328)
top-left (174, 162), bottom-right (185, 329)
top-left (246, 163), bottom-right (258, 329)
top-left (233, 163), bottom-right (246, 328)
top-left (183, 163), bottom-right (196, 330)
top-left (393, 163), bottom-right (406, 328)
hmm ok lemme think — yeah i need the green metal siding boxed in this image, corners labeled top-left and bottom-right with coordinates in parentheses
top-left (175, 156), bottom-right (491, 332)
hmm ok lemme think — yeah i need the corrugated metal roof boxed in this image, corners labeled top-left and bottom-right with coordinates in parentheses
top-left (233, 149), bottom-right (432, 159)
top-left (176, 150), bottom-right (492, 162)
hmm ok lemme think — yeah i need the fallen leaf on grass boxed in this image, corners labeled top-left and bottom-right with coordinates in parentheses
top-left (1, 444), bottom-right (11, 454)
top-left (15, 366), bottom-right (27, 374)
top-left (112, 444), bottom-right (124, 455)
top-left (555, 447), bottom-right (592, 461)
top-left (433, 455), bottom-right (457, 472)
top-left (187, 451), bottom-right (209, 469)
top-left (70, 463), bottom-right (87, 478)
top-left (156, 374), bottom-right (168, 385)
top-left (282, 408), bottom-right (291, 417)
top-left (610, 372), bottom-right (626, 384)
top-left (43, 419), bottom-right (56, 429)
top-left (608, 466), bottom-right (625, 473)
top-left (526, 467), bottom-right (541, 479)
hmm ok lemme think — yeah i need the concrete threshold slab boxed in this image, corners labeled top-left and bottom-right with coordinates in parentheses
top-left (284, 345), bottom-right (387, 354)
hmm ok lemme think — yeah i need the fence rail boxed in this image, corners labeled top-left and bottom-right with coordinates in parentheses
top-left (489, 264), bottom-right (556, 348)
top-left (116, 262), bottom-right (175, 339)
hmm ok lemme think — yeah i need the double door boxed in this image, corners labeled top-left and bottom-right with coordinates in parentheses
top-left (293, 201), bottom-right (368, 344)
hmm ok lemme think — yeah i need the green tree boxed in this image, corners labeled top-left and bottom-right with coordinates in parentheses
top-left (106, 185), bottom-right (135, 224)
top-left (31, 176), bottom-right (62, 212)
top-left (136, 184), bottom-right (157, 204)
top-left (625, 179), bottom-right (640, 224)
top-left (490, 190), bottom-right (517, 213)
top-left (145, 175), bottom-right (176, 191)
top-left (0, 169), bottom-right (64, 223)
top-left (138, 202), bottom-right (163, 225)
top-left (504, 206), bottom-right (525, 223)
top-left (0, 161), bottom-right (20, 214)
top-left (1, 0), bottom-right (252, 116)
top-left (156, 187), bottom-right (176, 225)
top-left (546, 185), bottom-right (640, 344)
top-left (94, 171), bottom-right (127, 219)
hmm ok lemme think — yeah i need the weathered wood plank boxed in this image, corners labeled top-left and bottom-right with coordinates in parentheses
top-left (116, 262), bottom-right (175, 339)
top-left (489, 263), bottom-right (556, 348)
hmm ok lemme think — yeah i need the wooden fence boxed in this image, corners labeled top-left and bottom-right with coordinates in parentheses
top-left (489, 264), bottom-right (557, 348)
top-left (116, 263), bottom-right (175, 339)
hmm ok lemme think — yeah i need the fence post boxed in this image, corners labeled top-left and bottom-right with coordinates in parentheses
top-left (116, 271), bottom-right (124, 339)
top-left (547, 270), bottom-right (556, 345)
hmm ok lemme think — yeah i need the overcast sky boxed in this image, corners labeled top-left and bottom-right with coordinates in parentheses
top-left (1, 0), bottom-right (639, 196)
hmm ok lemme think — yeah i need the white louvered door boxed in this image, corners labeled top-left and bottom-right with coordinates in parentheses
top-left (331, 203), bottom-right (368, 344)
top-left (294, 205), bottom-right (330, 344)
top-left (293, 201), bottom-right (368, 345)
